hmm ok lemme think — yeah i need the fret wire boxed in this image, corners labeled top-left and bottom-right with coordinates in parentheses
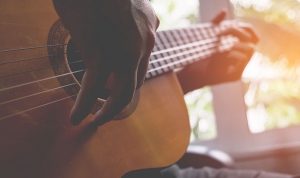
top-left (164, 30), bottom-right (180, 67)
top-left (152, 32), bottom-right (164, 75)
top-left (177, 29), bottom-right (194, 66)
top-left (155, 32), bottom-right (168, 72)
top-left (170, 30), bottom-right (188, 68)
top-left (193, 26), bottom-right (204, 41)
top-left (183, 28), bottom-right (199, 65)
top-left (156, 31), bottom-right (173, 73)
top-left (185, 28), bottom-right (198, 43)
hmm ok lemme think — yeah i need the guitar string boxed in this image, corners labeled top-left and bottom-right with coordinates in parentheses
top-left (0, 40), bottom-right (228, 104)
top-left (0, 21), bottom-right (238, 120)
top-left (0, 82), bottom-right (80, 106)
top-left (0, 36), bottom-right (211, 65)
top-left (0, 51), bottom-right (80, 65)
top-left (150, 40), bottom-right (218, 64)
top-left (0, 43), bottom-right (237, 120)
top-left (0, 58), bottom-right (83, 79)
top-left (0, 19), bottom-right (237, 62)
top-left (0, 40), bottom-right (217, 79)
top-left (0, 44), bottom-right (235, 121)
top-left (0, 51), bottom-right (208, 121)
top-left (0, 20), bottom-right (236, 53)
top-left (0, 21), bottom-right (234, 68)
top-left (0, 39), bottom-right (237, 95)
top-left (0, 94), bottom-right (78, 121)
top-left (0, 41), bottom-right (222, 92)
top-left (0, 69), bottom-right (86, 92)
top-left (0, 44), bottom-right (66, 53)
top-left (0, 37), bottom-right (221, 79)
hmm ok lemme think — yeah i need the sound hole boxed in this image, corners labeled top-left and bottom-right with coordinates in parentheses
top-left (48, 20), bottom-right (139, 118)
top-left (66, 39), bottom-right (85, 84)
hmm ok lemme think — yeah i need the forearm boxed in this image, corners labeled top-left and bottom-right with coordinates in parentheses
top-left (176, 63), bottom-right (208, 95)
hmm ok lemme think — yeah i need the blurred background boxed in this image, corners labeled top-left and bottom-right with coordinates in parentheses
top-left (151, 0), bottom-right (300, 141)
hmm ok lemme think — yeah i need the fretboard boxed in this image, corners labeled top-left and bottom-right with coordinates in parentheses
top-left (145, 20), bottom-right (238, 79)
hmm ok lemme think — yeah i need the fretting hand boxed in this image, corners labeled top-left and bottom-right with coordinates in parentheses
top-left (177, 10), bottom-right (259, 94)
top-left (52, 0), bottom-right (159, 126)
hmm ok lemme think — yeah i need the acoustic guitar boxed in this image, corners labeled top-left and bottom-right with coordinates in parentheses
top-left (0, 1), bottom-right (237, 177)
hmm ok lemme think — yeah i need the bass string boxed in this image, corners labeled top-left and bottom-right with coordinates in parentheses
top-left (0, 94), bottom-right (78, 121)
top-left (0, 40), bottom-right (237, 93)
top-left (0, 37), bottom-right (220, 79)
top-left (0, 51), bottom-right (80, 65)
top-left (0, 35), bottom-right (211, 65)
top-left (0, 20), bottom-right (229, 53)
top-left (0, 22), bottom-right (239, 120)
top-left (0, 59), bottom-right (83, 79)
top-left (0, 81), bottom-right (81, 106)
top-left (0, 20), bottom-right (237, 58)
top-left (0, 69), bottom-right (86, 92)
top-left (0, 44), bottom-right (67, 53)
top-left (0, 44), bottom-right (236, 121)
top-left (0, 42), bottom-right (220, 91)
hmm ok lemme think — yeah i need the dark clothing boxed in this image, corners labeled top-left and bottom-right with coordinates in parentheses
top-left (123, 164), bottom-right (299, 178)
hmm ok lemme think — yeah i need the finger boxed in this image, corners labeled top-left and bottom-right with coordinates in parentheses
top-left (240, 25), bottom-right (260, 44)
top-left (211, 9), bottom-right (227, 24)
top-left (70, 67), bottom-right (111, 126)
top-left (223, 43), bottom-right (254, 67)
top-left (219, 27), bottom-right (252, 42)
top-left (231, 42), bottom-right (256, 57)
top-left (92, 70), bottom-right (137, 126)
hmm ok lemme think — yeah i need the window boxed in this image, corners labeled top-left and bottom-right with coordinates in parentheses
top-left (231, 0), bottom-right (300, 133)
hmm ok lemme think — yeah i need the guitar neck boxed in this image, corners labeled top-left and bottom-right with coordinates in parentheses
top-left (145, 20), bottom-right (238, 79)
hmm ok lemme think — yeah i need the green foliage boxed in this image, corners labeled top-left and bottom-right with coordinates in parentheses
top-left (150, 0), bottom-right (199, 30)
top-left (234, 0), bottom-right (300, 133)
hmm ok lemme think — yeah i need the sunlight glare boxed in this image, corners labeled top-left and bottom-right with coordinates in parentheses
top-left (247, 104), bottom-right (268, 133)
top-left (287, 10), bottom-right (296, 19)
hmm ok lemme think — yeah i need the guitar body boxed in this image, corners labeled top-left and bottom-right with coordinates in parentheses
top-left (0, 1), bottom-right (190, 177)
